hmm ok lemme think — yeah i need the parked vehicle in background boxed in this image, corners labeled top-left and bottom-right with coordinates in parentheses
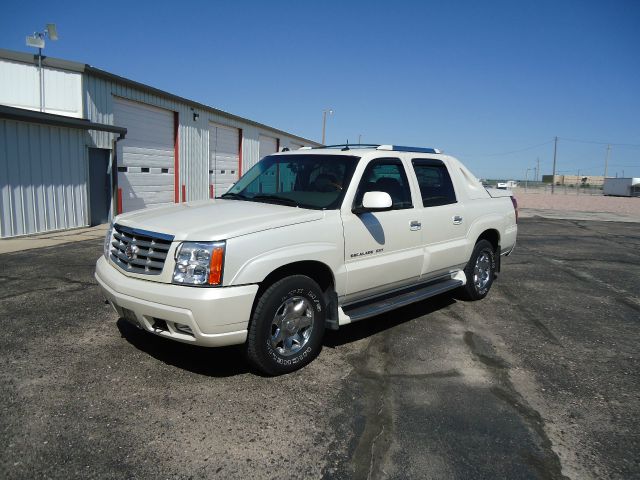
top-left (95, 144), bottom-right (518, 375)
top-left (603, 177), bottom-right (640, 197)
top-left (497, 180), bottom-right (518, 189)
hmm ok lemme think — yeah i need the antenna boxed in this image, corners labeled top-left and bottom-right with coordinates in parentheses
top-left (46, 24), bottom-right (58, 41)
top-left (26, 35), bottom-right (45, 49)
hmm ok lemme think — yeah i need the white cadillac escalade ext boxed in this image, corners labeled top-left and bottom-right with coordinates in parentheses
top-left (96, 144), bottom-right (517, 375)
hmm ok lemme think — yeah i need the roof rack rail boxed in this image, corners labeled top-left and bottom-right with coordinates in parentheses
top-left (376, 145), bottom-right (441, 154)
top-left (314, 144), bottom-right (381, 151)
top-left (312, 144), bottom-right (441, 154)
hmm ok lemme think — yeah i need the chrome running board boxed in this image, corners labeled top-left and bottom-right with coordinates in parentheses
top-left (342, 278), bottom-right (463, 323)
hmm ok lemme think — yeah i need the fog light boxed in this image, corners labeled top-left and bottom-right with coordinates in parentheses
top-left (174, 323), bottom-right (194, 336)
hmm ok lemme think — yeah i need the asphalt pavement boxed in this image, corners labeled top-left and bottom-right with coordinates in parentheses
top-left (0, 217), bottom-right (638, 479)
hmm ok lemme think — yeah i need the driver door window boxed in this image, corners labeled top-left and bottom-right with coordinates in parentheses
top-left (353, 159), bottom-right (413, 210)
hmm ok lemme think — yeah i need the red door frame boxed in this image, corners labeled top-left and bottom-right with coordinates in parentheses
top-left (173, 111), bottom-right (180, 203)
top-left (238, 128), bottom-right (243, 177)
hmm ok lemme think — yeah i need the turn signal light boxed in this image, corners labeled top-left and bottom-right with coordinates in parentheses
top-left (208, 246), bottom-right (225, 285)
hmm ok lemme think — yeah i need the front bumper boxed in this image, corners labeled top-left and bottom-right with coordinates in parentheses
top-left (95, 256), bottom-right (258, 347)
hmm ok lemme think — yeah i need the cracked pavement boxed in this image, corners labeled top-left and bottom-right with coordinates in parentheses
top-left (1, 217), bottom-right (638, 479)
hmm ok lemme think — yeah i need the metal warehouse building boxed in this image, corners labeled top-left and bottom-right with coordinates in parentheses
top-left (0, 49), bottom-right (319, 238)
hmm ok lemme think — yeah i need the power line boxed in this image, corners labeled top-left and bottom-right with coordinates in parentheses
top-left (559, 137), bottom-right (640, 148)
top-left (457, 140), bottom-right (553, 158)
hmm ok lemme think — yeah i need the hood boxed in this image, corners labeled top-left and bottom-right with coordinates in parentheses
top-left (115, 199), bottom-right (324, 241)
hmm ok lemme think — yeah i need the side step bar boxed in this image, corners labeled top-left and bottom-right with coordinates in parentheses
top-left (342, 278), bottom-right (463, 323)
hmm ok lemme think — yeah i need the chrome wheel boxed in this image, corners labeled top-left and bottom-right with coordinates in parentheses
top-left (473, 251), bottom-right (492, 291)
top-left (270, 296), bottom-right (315, 357)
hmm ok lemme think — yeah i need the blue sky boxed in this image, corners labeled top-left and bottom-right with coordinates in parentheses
top-left (2, 0), bottom-right (639, 179)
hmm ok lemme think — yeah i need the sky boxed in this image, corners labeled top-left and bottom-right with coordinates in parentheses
top-left (1, 0), bottom-right (639, 179)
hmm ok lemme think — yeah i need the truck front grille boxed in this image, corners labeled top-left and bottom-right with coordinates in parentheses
top-left (110, 224), bottom-right (174, 275)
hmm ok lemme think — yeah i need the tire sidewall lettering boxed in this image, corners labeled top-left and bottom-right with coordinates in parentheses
top-left (260, 278), bottom-right (325, 372)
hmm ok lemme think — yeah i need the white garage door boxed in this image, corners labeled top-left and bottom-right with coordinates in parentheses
top-left (259, 134), bottom-right (278, 160)
top-left (209, 123), bottom-right (240, 197)
top-left (113, 97), bottom-right (175, 213)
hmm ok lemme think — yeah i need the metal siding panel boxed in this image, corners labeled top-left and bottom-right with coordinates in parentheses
top-left (0, 59), bottom-right (40, 113)
top-left (0, 120), bottom-right (13, 237)
top-left (0, 119), bottom-right (90, 238)
top-left (30, 123), bottom-right (46, 232)
top-left (42, 67), bottom-right (83, 117)
top-left (17, 121), bottom-right (32, 235)
top-left (242, 127), bottom-right (261, 172)
top-left (73, 131), bottom-right (86, 228)
top-left (259, 134), bottom-right (278, 160)
top-left (50, 126), bottom-right (64, 230)
top-left (7, 121), bottom-right (22, 235)
top-left (0, 59), bottom-right (82, 118)
top-left (43, 126), bottom-right (56, 231)
top-left (60, 127), bottom-right (72, 228)
top-left (209, 122), bottom-right (240, 196)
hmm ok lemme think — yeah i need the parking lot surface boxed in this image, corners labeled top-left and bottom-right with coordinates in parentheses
top-left (1, 217), bottom-right (638, 479)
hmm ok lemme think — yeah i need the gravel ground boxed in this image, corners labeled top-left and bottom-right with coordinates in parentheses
top-left (1, 218), bottom-right (639, 479)
top-left (513, 188), bottom-right (640, 219)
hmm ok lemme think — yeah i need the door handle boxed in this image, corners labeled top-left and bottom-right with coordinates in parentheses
top-left (410, 221), bottom-right (422, 231)
top-left (453, 215), bottom-right (463, 225)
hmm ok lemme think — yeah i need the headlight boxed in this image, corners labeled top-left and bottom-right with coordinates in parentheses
top-left (172, 241), bottom-right (225, 286)
top-left (104, 223), bottom-right (114, 259)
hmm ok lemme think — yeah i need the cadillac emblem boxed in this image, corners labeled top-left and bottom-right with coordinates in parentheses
top-left (125, 244), bottom-right (139, 260)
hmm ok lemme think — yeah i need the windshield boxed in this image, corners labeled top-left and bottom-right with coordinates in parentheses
top-left (222, 154), bottom-right (359, 209)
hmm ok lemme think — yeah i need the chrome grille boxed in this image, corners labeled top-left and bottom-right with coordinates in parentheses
top-left (110, 224), bottom-right (174, 275)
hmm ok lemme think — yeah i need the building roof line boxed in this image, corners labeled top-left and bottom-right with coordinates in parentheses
top-left (0, 105), bottom-right (127, 137)
top-left (0, 48), bottom-right (321, 147)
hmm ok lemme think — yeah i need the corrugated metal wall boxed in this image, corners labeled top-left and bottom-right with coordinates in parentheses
top-left (84, 75), bottom-right (316, 202)
top-left (0, 59), bottom-right (83, 118)
top-left (0, 119), bottom-right (88, 238)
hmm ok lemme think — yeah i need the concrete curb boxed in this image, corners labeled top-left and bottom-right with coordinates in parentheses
top-left (520, 208), bottom-right (640, 223)
top-left (0, 224), bottom-right (109, 254)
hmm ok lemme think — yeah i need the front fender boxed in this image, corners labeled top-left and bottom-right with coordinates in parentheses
top-left (223, 213), bottom-right (346, 294)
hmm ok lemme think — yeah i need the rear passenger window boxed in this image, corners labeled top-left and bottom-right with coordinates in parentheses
top-left (412, 159), bottom-right (457, 207)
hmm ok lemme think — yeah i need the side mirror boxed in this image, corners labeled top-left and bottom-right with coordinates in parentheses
top-left (356, 191), bottom-right (392, 213)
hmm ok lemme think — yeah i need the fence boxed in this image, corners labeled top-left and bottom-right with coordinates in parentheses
top-left (513, 183), bottom-right (604, 196)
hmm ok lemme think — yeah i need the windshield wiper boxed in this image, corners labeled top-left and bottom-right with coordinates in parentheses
top-left (251, 194), bottom-right (300, 207)
top-left (220, 192), bottom-right (249, 201)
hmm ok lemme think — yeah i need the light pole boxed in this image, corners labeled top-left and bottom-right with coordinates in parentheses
top-left (525, 168), bottom-right (531, 191)
top-left (26, 24), bottom-right (58, 112)
top-left (551, 136), bottom-right (558, 194)
top-left (321, 109), bottom-right (333, 145)
top-left (604, 144), bottom-right (611, 178)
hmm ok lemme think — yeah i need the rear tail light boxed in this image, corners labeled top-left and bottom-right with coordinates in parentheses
top-left (511, 196), bottom-right (518, 223)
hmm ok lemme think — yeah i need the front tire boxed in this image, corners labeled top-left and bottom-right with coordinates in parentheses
top-left (246, 275), bottom-right (326, 375)
top-left (460, 239), bottom-right (496, 300)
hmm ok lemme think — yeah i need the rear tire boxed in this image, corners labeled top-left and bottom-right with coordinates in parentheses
top-left (246, 275), bottom-right (326, 376)
top-left (460, 239), bottom-right (496, 300)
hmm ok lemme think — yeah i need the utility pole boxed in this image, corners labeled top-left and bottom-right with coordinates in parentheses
top-left (551, 136), bottom-right (558, 194)
top-left (536, 157), bottom-right (540, 182)
top-left (604, 144), bottom-right (611, 178)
